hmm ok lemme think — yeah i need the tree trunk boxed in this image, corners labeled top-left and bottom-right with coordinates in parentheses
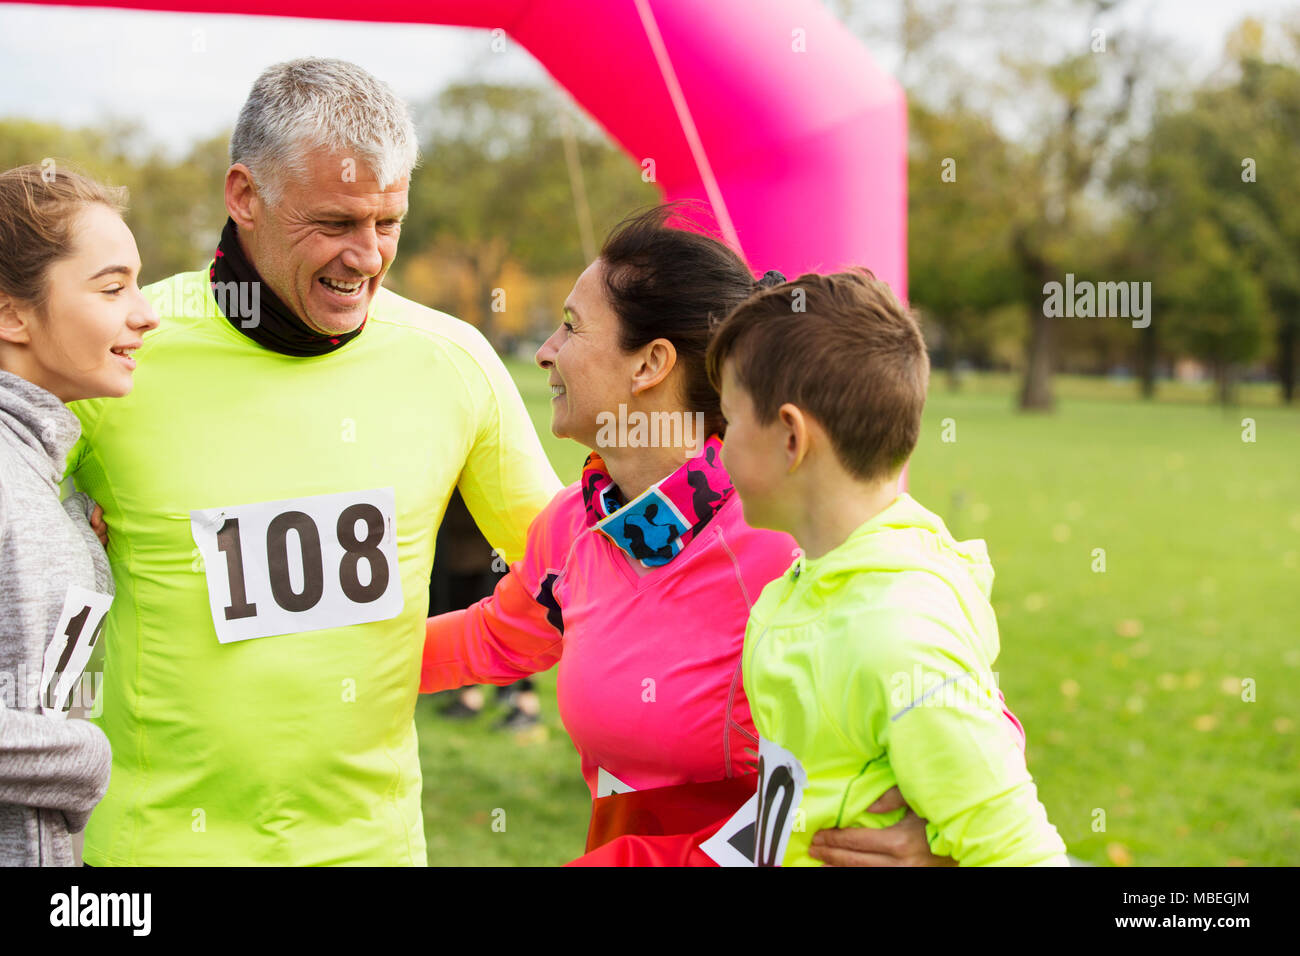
top-left (465, 240), bottom-right (508, 349)
top-left (1215, 360), bottom-right (1238, 408)
top-left (1278, 318), bottom-right (1297, 404)
top-left (477, 274), bottom-right (501, 349)
top-left (1138, 317), bottom-right (1158, 400)
top-left (1013, 228), bottom-right (1056, 411)
top-left (946, 325), bottom-right (962, 392)
top-left (1019, 307), bottom-right (1056, 410)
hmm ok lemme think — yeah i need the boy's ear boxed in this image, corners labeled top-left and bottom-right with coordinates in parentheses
top-left (630, 338), bottom-right (678, 396)
top-left (778, 403), bottom-right (811, 473)
top-left (0, 296), bottom-right (33, 346)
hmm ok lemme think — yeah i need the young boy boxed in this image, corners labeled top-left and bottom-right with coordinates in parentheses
top-left (706, 269), bottom-right (1068, 866)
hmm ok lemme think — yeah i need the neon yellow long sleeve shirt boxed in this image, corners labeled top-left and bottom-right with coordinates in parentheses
top-left (742, 493), bottom-right (1068, 867)
top-left (66, 268), bottom-right (560, 865)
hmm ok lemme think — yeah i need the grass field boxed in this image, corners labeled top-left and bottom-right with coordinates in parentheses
top-left (418, 363), bottom-right (1300, 866)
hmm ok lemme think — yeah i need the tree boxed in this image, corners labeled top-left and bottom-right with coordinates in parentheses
top-left (1226, 48), bottom-right (1300, 403)
top-left (400, 82), bottom-right (656, 344)
top-left (835, 0), bottom-right (1164, 409)
top-left (1111, 18), bottom-right (1297, 404)
top-left (907, 102), bottom-right (1024, 387)
top-left (1002, 0), bottom-right (1150, 410)
top-left (0, 119), bottom-right (229, 284)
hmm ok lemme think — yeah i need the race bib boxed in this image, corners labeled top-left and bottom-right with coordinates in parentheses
top-left (699, 791), bottom-right (760, 867)
top-left (40, 586), bottom-right (112, 718)
top-left (190, 488), bottom-right (403, 644)
top-left (595, 767), bottom-right (636, 798)
top-left (754, 737), bottom-right (807, 866)
top-left (700, 737), bottom-right (807, 867)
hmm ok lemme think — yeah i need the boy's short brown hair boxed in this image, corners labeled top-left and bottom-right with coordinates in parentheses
top-left (707, 268), bottom-right (929, 482)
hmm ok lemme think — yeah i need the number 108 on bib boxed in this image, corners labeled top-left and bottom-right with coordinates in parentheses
top-left (190, 487), bottom-right (404, 644)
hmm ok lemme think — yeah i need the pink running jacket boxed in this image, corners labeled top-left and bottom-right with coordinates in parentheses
top-left (422, 483), bottom-right (799, 796)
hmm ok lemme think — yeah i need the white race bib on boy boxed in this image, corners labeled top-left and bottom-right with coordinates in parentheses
top-left (753, 736), bottom-right (807, 866)
top-left (190, 488), bottom-right (402, 644)
top-left (700, 737), bottom-right (807, 867)
top-left (40, 585), bottom-right (112, 718)
top-left (699, 791), bottom-right (760, 867)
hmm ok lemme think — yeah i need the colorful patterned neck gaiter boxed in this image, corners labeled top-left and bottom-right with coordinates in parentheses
top-left (580, 434), bottom-right (733, 568)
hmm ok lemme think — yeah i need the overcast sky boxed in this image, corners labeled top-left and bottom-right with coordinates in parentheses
top-left (0, 3), bottom-right (550, 153)
top-left (0, 0), bottom-right (1296, 155)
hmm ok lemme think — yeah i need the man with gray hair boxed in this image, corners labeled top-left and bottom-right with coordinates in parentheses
top-left (65, 58), bottom-right (561, 865)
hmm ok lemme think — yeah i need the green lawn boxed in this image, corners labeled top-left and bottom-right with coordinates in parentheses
top-left (418, 364), bottom-right (1300, 866)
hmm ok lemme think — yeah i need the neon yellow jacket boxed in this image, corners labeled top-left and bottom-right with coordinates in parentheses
top-left (67, 267), bottom-right (560, 865)
top-left (742, 493), bottom-right (1068, 866)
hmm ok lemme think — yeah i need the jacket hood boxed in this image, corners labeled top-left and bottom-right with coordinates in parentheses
top-left (0, 370), bottom-right (80, 491)
top-left (795, 492), bottom-right (998, 657)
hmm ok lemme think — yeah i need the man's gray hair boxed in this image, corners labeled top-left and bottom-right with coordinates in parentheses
top-left (230, 57), bottom-right (418, 204)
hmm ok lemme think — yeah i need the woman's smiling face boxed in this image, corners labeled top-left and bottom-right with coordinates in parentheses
top-left (4, 203), bottom-right (159, 402)
top-left (535, 259), bottom-right (639, 450)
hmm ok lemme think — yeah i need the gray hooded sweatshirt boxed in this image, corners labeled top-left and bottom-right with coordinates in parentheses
top-left (0, 369), bottom-right (113, 866)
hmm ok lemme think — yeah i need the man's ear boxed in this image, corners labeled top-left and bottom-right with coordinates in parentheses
top-left (225, 164), bottom-right (261, 231)
top-left (630, 338), bottom-right (678, 396)
top-left (0, 295), bottom-right (33, 346)
top-left (778, 403), bottom-right (811, 473)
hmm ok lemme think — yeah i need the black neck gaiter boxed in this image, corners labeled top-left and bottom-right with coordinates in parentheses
top-left (209, 217), bottom-right (366, 356)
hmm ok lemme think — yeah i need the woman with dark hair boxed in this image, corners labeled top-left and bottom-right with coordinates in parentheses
top-left (0, 163), bottom-right (158, 865)
top-left (420, 205), bottom-right (961, 865)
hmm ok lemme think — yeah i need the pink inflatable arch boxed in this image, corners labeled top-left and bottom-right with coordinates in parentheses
top-left (17, 0), bottom-right (906, 296)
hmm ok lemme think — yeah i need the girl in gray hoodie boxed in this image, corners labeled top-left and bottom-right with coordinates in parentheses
top-left (0, 163), bottom-right (158, 865)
